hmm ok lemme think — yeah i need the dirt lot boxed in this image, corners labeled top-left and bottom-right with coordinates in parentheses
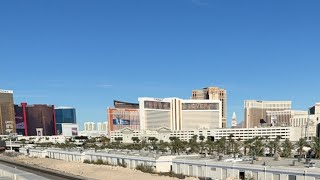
top-left (1, 155), bottom-right (197, 180)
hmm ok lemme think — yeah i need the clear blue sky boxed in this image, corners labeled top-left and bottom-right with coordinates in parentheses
top-left (1, 0), bottom-right (320, 129)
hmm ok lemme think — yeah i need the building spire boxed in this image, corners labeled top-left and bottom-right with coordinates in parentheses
top-left (232, 112), bottom-right (237, 128)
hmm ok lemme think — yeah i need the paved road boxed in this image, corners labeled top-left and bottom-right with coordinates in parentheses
top-left (0, 158), bottom-right (87, 180)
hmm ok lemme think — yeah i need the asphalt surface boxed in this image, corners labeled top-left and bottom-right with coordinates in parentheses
top-left (0, 157), bottom-right (88, 180)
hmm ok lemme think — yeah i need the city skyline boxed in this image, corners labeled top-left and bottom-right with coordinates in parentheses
top-left (1, 0), bottom-right (320, 127)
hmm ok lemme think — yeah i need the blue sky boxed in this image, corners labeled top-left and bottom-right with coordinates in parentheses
top-left (1, 0), bottom-right (319, 129)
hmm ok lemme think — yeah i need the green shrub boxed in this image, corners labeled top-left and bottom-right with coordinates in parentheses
top-left (83, 159), bottom-right (91, 164)
top-left (95, 159), bottom-right (104, 165)
top-left (117, 162), bottom-right (127, 168)
top-left (135, 164), bottom-right (155, 174)
top-left (159, 171), bottom-right (185, 179)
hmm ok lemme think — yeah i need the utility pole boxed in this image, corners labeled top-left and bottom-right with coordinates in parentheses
top-left (305, 108), bottom-right (311, 141)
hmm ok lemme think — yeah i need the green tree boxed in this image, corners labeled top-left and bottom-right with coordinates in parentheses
top-left (158, 141), bottom-right (169, 153)
top-left (187, 135), bottom-right (199, 154)
top-left (148, 137), bottom-right (158, 151)
top-left (227, 134), bottom-right (235, 155)
top-left (312, 137), bottom-right (320, 159)
top-left (281, 139), bottom-right (294, 158)
top-left (243, 139), bottom-right (253, 156)
top-left (115, 137), bottom-right (123, 144)
top-left (250, 137), bottom-right (264, 157)
top-left (296, 138), bottom-right (307, 157)
top-left (169, 137), bottom-right (185, 155)
top-left (132, 137), bottom-right (140, 143)
top-left (206, 139), bottom-right (215, 155)
top-left (233, 138), bottom-right (242, 157)
top-left (199, 135), bottom-right (206, 154)
top-left (268, 136), bottom-right (281, 156)
top-left (215, 137), bottom-right (226, 154)
top-left (100, 136), bottom-right (110, 146)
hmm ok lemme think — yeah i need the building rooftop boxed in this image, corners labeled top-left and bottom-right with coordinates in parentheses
top-left (55, 107), bottom-right (75, 109)
top-left (0, 89), bottom-right (13, 94)
top-left (174, 155), bottom-right (320, 174)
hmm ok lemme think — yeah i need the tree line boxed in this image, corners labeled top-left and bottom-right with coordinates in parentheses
top-left (19, 134), bottom-right (320, 159)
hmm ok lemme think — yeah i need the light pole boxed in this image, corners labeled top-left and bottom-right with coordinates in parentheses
top-left (305, 107), bottom-right (312, 141)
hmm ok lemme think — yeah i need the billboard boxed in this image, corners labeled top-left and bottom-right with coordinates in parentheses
top-left (144, 101), bottom-right (171, 110)
top-left (113, 119), bottom-right (130, 125)
top-left (108, 108), bottom-right (140, 131)
top-left (182, 103), bottom-right (219, 110)
top-left (62, 124), bottom-right (79, 137)
top-left (71, 127), bottom-right (78, 136)
top-left (14, 105), bottom-right (24, 130)
top-left (114, 100), bottom-right (139, 109)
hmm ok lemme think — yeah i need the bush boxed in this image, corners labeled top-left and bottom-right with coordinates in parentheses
top-left (117, 162), bottom-right (127, 168)
top-left (159, 171), bottom-right (186, 179)
top-left (83, 159), bottom-right (91, 164)
top-left (135, 164), bottom-right (155, 174)
top-left (45, 156), bottom-right (49, 158)
top-left (3, 152), bottom-right (20, 157)
top-left (95, 159), bottom-right (104, 165)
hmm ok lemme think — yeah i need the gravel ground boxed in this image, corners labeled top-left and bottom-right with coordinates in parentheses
top-left (1, 155), bottom-right (198, 180)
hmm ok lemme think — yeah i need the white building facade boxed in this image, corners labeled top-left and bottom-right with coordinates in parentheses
top-left (84, 122), bottom-right (96, 131)
top-left (110, 126), bottom-right (305, 143)
top-left (138, 97), bottom-right (222, 131)
top-left (244, 100), bottom-right (292, 128)
top-left (97, 121), bottom-right (108, 132)
top-left (61, 123), bottom-right (79, 137)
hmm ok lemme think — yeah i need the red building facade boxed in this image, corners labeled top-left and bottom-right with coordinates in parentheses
top-left (14, 103), bottom-right (57, 136)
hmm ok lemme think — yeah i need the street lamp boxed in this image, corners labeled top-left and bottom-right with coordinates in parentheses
top-left (305, 107), bottom-right (312, 141)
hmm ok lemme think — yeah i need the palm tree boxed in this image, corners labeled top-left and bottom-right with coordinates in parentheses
top-left (243, 139), bottom-right (253, 156)
top-left (228, 134), bottom-right (235, 155)
top-left (234, 138), bottom-right (242, 157)
top-left (312, 137), bottom-right (320, 159)
top-left (268, 137), bottom-right (281, 156)
top-left (188, 135), bottom-right (199, 154)
top-left (296, 138), bottom-right (307, 157)
top-left (250, 137), bottom-right (264, 157)
top-left (199, 135), bottom-right (206, 154)
top-left (215, 137), bottom-right (226, 154)
top-left (281, 139), bottom-right (294, 158)
top-left (158, 140), bottom-right (169, 154)
top-left (169, 137), bottom-right (184, 155)
top-left (206, 139), bottom-right (215, 155)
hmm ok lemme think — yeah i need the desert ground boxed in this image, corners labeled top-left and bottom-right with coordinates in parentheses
top-left (1, 155), bottom-right (197, 180)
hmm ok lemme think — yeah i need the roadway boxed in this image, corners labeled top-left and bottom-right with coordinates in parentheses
top-left (0, 157), bottom-right (88, 180)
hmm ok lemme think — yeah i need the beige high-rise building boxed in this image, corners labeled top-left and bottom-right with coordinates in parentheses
top-left (0, 89), bottom-right (16, 134)
top-left (244, 100), bottom-right (292, 128)
top-left (191, 87), bottom-right (227, 128)
top-left (138, 97), bottom-right (222, 131)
